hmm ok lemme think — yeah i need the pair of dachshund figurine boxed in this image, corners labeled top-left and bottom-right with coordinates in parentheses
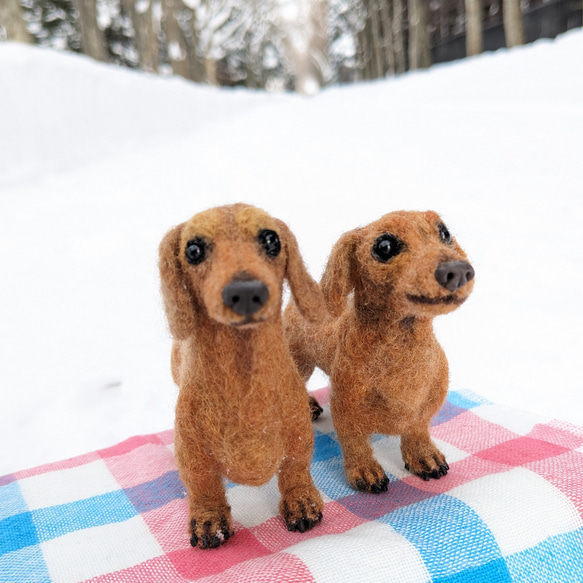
top-left (159, 203), bottom-right (475, 549)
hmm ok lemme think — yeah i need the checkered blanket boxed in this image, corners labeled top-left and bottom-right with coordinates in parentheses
top-left (2, 388), bottom-right (583, 583)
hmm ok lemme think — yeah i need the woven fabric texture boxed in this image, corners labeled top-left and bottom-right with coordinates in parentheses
top-left (1, 388), bottom-right (583, 583)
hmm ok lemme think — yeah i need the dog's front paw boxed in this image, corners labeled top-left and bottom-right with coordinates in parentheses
top-left (404, 453), bottom-right (449, 481)
top-left (189, 512), bottom-right (233, 550)
top-left (347, 462), bottom-right (389, 494)
top-left (281, 486), bottom-right (324, 533)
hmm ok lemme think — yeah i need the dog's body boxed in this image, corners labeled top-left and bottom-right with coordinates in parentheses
top-left (159, 204), bottom-right (325, 549)
top-left (285, 210), bottom-right (474, 492)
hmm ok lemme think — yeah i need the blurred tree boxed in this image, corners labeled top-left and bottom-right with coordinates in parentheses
top-left (162, 0), bottom-right (189, 78)
top-left (197, 0), bottom-right (247, 84)
top-left (392, 0), bottom-right (405, 73)
top-left (122, 0), bottom-right (159, 71)
top-left (71, 0), bottom-right (107, 59)
top-left (0, 0), bottom-right (32, 42)
top-left (279, 0), bottom-right (328, 92)
top-left (465, 0), bottom-right (483, 55)
top-left (408, 0), bottom-right (429, 69)
top-left (502, 0), bottom-right (524, 46)
top-left (327, 0), bottom-right (366, 83)
top-left (19, 0), bottom-right (82, 51)
top-left (101, 0), bottom-right (139, 67)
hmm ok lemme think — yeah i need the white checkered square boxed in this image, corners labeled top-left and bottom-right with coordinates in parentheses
top-left (41, 515), bottom-right (163, 583)
top-left (448, 467), bottom-right (583, 556)
top-left (227, 477), bottom-right (281, 528)
top-left (288, 521), bottom-right (431, 583)
top-left (472, 403), bottom-right (548, 436)
top-left (19, 459), bottom-right (120, 510)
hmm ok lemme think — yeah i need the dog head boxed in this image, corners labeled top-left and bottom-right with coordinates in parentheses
top-left (321, 210), bottom-right (475, 319)
top-left (159, 204), bottom-right (326, 338)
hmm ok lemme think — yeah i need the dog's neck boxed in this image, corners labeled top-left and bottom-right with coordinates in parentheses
top-left (352, 293), bottom-right (434, 338)
top-left (193, 310), bottom-right (283, 369)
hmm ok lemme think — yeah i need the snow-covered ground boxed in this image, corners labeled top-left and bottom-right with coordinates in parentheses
top-left (1, 31), bottom-right (582, 476)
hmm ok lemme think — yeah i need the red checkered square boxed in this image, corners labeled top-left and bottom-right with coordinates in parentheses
top-left (167, 527), bottom-right (270, 579)
top-left (104, 443), bottom-right (177, 489)
top-left (527, 423), bottom-right (583, 450)
top-left (157, 429), bottom-right (175, 446)
top-left (97, 434), bottom-right (164, 459)
top-left (476, 436), bottom-right (568, 466)
top-left (142, 497), bottom-right (190, 553)
top-left (431, 410), bottom-right (519, 454)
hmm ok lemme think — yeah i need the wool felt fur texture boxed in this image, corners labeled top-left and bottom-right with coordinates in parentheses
top-left (159, 204), bottom-right (326, 549)
top-left (284, 210), bottom-right (475, 492)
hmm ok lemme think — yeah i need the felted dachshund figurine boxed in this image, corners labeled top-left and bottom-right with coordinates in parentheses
top-left (284, 210), bottom-right (475, 492)
top-left (159, 203), bottom-right (325, 549)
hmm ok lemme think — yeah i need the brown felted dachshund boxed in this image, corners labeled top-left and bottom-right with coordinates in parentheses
top-left (284, 210), bottom-right (475, 492)
top-left (159, 203), bottom-right (326, 549)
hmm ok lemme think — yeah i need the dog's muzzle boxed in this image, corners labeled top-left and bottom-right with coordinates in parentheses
top-left (222, 279), bottom-right (269, 317)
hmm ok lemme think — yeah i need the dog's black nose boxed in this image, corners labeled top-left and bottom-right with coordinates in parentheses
top-left (222, 279), bottom-right (269, 316)
top-left (435, 261), bottom-right (475, 292)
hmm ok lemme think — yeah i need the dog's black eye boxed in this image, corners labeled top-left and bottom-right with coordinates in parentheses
top-left (258, 229), bottom-right (281, 257)
top-left (372, 234), bottom-right (403, 263)
top-left (438, 223), bottom-right (452, 245)
top-left (185, 238), bottom-right (206, 265)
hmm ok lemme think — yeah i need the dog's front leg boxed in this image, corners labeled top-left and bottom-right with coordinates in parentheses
top-left (175, 439), bottom-right (233, 549)
top-left (331, 395), bottom-right (390, 493)
top-left (185, 466), bottom-right (233, 549)
top-left (400, 428), bottom-right (449, 481)
top-left (277, 417), bottom-right (324, 533)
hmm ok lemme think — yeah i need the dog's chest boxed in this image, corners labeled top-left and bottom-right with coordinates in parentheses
top-left (209, 379), bottom-right (287, 483)
top-left (353, 330), bottom-right (444, 409)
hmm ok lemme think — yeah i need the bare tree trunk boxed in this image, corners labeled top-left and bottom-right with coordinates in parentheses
top-left (71, 0), bottom-right (107, 61)
top-left (162, 0), bottom-right (190, 79)
top-left (408, 0), bottom-right (430, 69)
top-left (368, 0), bottom-right (384, 78)
top-left (465, 0), bottom-right (483, 56)
top-left (379, 0), bottom-right (395, 75)
top-left (204, 58), bottom-right (218, 85)
top-left (392, 0), bottom-right (405, 73)
top-left (122, 0), bottom-right (159, 72)
top-left (0, 0), bottom-right (31, 43)
top-left (503, 0), bottom-right (524, 47)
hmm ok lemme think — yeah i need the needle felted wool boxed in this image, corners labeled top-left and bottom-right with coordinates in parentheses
top-left (284, 210), bottom-right (475, 492)
top-left (158, 203), bottom-right (326, 549)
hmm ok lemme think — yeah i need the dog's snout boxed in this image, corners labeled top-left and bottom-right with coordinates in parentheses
top-left (223, 279), bottom-right (269, 317)
top-left (434, 261), bottom-right (475, 292)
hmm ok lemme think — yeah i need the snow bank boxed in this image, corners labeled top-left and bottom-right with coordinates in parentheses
top-left (1, 31), bottom-right (582, 475)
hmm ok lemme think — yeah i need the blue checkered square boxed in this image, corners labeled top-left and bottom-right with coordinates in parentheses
top-left (124, 470), bottom-right (185, 513)
top-left (31, 490), bottom-right (137, 542)
top-left (0, 481), bottom-right (28, 521)
top-left (381, 495), bottom-right (510, 581)
top-left (0, 545), bottom-right (51, 583)
top-left (0, 512), bottom-right (39, 555)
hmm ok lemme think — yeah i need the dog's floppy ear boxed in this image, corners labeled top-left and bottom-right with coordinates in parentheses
top-left (159, 223), bottom-right (196, 340)
top-left (320, 229), bottom-right (359, 317)
top-left (274, 219), bottom-right (327, 324)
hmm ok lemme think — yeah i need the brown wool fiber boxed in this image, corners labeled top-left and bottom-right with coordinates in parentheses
top-left (159, 203), bottom-right (326, 549)
top-left (284, 210), bottom-right (475, 491)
